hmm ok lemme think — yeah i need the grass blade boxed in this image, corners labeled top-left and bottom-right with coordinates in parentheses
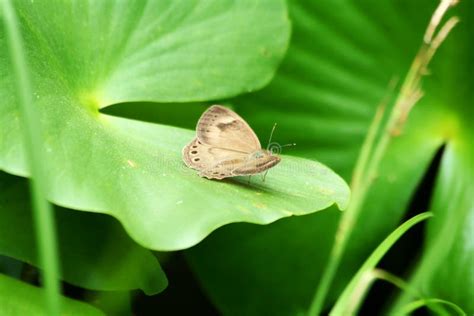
top-left (1, 1), bottom-right (61, 315)
top-left (399, 299), bottom-right (466, 316)
top-left (330, 212), bottom-right (432, 315)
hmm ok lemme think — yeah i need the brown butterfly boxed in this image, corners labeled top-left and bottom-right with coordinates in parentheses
top-left (182, 105), bottom-right (281, 180)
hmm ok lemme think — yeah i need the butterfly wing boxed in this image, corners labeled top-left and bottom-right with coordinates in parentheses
top-left (196, 105), bottom-right (261, 153)
top-left (182, 105), bottom-right (271, 179)
top-left (182, 138), bottom-right (248, 179)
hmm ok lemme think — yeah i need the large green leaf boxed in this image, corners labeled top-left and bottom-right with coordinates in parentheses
top-left (0, 1), bottom-right (350, 251)
top-left (186, 0), bottom-right (473, 314)
top-left (391, 137), bottom-right (473, 314)
top-left (0, 274), bottom-right (104, 316)
top-left (0, 172), bottom-right (167, 294)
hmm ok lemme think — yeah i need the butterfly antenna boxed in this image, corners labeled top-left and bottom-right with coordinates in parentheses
top-left (267, 123), bottom-right (277, 150)
top-left (272, 143), bottom-right (296, 156)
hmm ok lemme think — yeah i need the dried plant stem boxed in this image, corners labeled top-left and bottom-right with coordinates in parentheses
top-left (1, 0), bottom-right (61, 315)
top-left (308, 1), bottom-right (459, 315)
top-left (350, 78), bottom-right (396, 192)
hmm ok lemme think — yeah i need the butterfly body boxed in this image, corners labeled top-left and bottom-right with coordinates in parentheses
top-left (182, 105), bottom-right (281, 180)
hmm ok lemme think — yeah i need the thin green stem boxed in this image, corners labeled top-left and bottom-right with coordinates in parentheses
top-left (372, 269), bottom-right (450, 316)
top-left (330, 213), bottom-right (433, 315)
top-left (350, 94), bottom-right (388, 192)
top-left (1, 1), bottom-right (61, 315)
top-left (307, 84), bottom-right (393, 316)
top-left (308, 79), bottom-right (393, 316)
top-left (307, 1), bottom-right (459, 314)
top-left (307, 184), bottom-right (365, 315)
top-left (371, 269), bottom-right (418, 297)
top-left (399, 299), bottom-right (466, 316)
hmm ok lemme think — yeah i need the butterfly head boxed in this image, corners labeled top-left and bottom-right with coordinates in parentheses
top-left (252, 150), bottom-right (266, 159)
top-left (250, 150), bottom-right (281, 161)
top-left (265, 123), bottom-right (296, 155)
top-left (247, 150), bottom-right (281, 171)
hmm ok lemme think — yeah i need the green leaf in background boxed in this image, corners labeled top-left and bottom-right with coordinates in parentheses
top-left (0, 172), bottom-right (167, 295)
top-left (0, 273), bottom-right (104, 316)
top-left (392, 116), bottom-right (473, 312)
top-left (389, 1), bottom-right (474, 312)
top-left (0, 1), bottom-right (350, 252)
top-left (186, 0), bottom-right (473, 314)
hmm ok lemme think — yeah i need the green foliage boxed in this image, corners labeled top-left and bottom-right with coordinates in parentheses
top-left (2, 0), bottom-right (61, 312)
top-left (186, 0), bottom-right (473, 315)
top-left (391, 131), bottom-right (474, 313)
top-left (0, 274), bottom-right (104, 315)
top-left (0, 172), bottom-right (167, 294)
top-left (0, 0), bottom-right (351, 312)
top-left (331, 212), bottom-right (433, 315)
top-left (0, 0), bottom-right (349, 253)
top-left (0, 0), bottom-right (471, 314)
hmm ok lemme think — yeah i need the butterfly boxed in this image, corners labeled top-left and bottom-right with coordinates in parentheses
top-left (182, 105), bottom-right (281, 180)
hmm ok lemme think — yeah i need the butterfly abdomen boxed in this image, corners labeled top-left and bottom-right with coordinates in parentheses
top-left (233, 155), bottom-right (281, 175)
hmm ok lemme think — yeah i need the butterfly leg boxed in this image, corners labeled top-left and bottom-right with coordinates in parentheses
top-left (247, 175), bottom-right (252, 185)
top-left (262, 170), bottom-right (269, 182)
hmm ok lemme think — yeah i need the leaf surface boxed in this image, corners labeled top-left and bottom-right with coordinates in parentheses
top-left (0, 1), bottom-right (349, 251)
